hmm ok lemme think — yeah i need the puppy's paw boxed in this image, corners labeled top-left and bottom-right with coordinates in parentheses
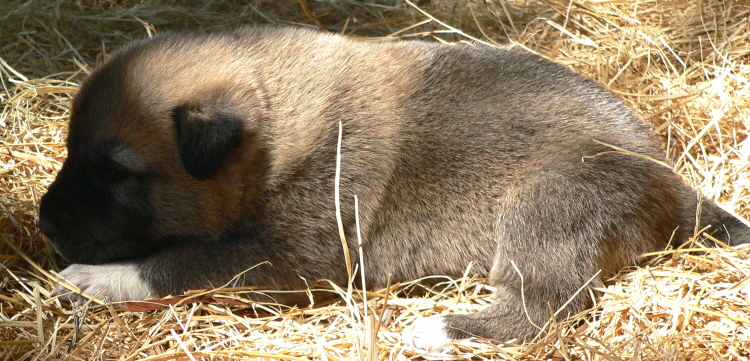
top-left (401, 317), bottom-right (454, 354)
top-left (51, 263), bottom-right (154, 303)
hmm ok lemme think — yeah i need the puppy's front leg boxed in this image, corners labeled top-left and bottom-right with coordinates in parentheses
top-left (53, 238), bottom-right (326, 304)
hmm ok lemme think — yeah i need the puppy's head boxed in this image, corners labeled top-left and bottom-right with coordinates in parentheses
top-left (39, 33), bottom-right (269, 264)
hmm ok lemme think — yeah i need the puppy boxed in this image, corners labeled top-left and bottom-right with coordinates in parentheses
top-left (39, 27), bottom-right (748, 347)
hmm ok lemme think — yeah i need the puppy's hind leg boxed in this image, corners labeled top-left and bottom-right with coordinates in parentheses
top-left (409, 155), bottom-right (682, 346)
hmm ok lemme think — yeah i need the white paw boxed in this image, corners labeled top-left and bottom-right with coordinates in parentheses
top-left (401, 317), bottom-right (454, 354)
top-left (51, 263), bottom-right (154, 303)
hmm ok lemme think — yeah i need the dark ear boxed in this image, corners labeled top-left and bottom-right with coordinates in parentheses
top-left (172, 104), bottom-right (243, 180)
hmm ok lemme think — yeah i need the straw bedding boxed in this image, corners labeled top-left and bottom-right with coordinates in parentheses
top-left (1, 0), bottom-right (749, 359)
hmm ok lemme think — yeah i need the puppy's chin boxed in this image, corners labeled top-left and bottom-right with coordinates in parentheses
top-left (48, 239), bottom-right (89, 264)
top-left (51, 238), bottom-right (147, 265)
top-left (54, 247), bottom-right (108, 265)
top-left (46, 237), bottom-right (64, 258)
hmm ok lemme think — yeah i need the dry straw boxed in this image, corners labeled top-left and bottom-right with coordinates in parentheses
top-left (2, 0), bottom-right (750, 360)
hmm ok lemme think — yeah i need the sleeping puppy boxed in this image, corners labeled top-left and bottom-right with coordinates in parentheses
top-left (39, 26), bottom-right (748, 347)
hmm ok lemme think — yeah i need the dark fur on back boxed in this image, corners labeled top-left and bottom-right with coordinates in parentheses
top-left (39, 27), bottom-right (749, 342)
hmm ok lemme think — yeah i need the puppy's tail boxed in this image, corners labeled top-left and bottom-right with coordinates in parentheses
top-left (681, 187), bottom-right (750, 246)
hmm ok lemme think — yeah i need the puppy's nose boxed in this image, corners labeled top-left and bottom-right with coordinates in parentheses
top-left (38, 216), bottom-right (57, 239)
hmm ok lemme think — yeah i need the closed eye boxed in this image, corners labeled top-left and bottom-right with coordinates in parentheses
top-left (103, 163), bottom-right (131, 183)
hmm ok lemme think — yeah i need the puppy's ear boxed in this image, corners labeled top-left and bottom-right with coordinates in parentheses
top-left (172, 104), bottom-right (243, 180)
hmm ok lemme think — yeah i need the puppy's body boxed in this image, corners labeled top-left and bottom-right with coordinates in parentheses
top-left (40, 27), bottom-right (748, 343)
